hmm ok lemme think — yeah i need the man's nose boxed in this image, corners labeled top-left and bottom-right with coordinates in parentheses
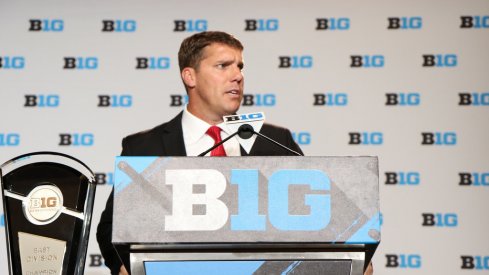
top-left (231, 66), bottom-right (243, 82)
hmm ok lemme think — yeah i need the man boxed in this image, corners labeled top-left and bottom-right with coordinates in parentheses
top-left (97, 31), bottom-right (302, 275)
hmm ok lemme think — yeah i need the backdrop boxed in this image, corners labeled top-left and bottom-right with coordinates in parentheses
top-left (1, 0), bottom-right (488, 274)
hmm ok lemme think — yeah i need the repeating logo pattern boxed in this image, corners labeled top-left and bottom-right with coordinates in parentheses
top-left (0, 1), bottom-right (488, 275)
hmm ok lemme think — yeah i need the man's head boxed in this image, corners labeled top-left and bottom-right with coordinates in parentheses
top-left (178, 31), bottom-right (244, 73)
top-left (179, 31), bottom-right (245, 125)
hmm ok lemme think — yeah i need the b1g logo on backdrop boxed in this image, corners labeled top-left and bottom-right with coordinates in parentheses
top-left (385, 172), bottom-right (420, 185)
top-left (316, 18), bottom-right (350, 30)
top-left (245, 19), bottom-right (279, 31)
top-left (102, 20), bottom-right (136, 32)
top-left (292, 132), bottom-right (311, 145)
top-left (387, 17), bottom-right (422, 29)
top-left (63, 57), bottom-right (98, 70)
top-left (24, 94), bottom-right (60, 108)
top-left (242, 94), bottom-right (276, 107)
top-left (97, 95), bottom-right (133, 107)
top-left (169, 94), bottom-right (188, 106)
top-left (313, 93), bottom-right (348, 106)
top-left (459, 172), bottom-right (489, 186)
top-left (421, 132), bottom-right (457, 145)
top-left (422, 213), bottom-right (458, 227)
top-left (174, 19), bottom-right (208, 32)
top-left (460, 15), bottom-right (489, 28)
top-left (348, 132), bottom-right (383, 145)
top-left (459, 92), bottom-right (489, 106)
top-left (278, 56), bottom-right (313, 69)
top-left (59, 133), bottom-right (94, 146)
top-left (29, 19), bottom-right (64, 32)
top-left (422, 54), bottom-right (457, 67)
top-left (94, 172), bottom-right (114, 185)
top-left (350, 55), bottom-right (384, 68)
top-left (385, 93), bottom-right (420, 106)
top-left (385, 254), bottom-right (422, 269)
top-left (461, 256), bottom-right (489, 270)
top-left (136, 57), bottom-right (170, 70)
top-left (0, 56), bottom-right (25, 69)
top-left (0, 133), bottom-right (20, 146)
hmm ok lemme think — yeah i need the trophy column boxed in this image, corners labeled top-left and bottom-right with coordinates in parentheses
top-left (1, 152), bottom-right (96, 275)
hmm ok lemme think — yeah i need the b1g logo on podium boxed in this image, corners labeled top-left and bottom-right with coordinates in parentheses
top-left (24, 185), bottom-right (64, 225)
top-left (164, 169), bottom-right (331, 231)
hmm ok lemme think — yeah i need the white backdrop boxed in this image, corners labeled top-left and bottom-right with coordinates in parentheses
top-left (1, 0), bottom-right (488, 274)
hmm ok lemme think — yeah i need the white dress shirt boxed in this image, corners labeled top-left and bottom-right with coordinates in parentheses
top-left (181, 106), bottom-right (241, 156)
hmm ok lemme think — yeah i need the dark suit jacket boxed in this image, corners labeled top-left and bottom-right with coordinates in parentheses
top-left (96, 112), bottom-right (303, 274)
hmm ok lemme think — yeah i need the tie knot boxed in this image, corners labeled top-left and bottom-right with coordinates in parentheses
top-left (206, 126), bottom-right (222, 143)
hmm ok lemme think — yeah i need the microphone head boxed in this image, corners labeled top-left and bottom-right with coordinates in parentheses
top-left (238, 124), bottom-right (254, 139)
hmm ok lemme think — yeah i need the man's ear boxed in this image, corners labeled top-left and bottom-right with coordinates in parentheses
top-left (181, 67), bottom-right (196, 88)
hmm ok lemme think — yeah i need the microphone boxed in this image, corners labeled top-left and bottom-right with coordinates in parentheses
top-left (237, 124), bottom-right (303, 156)
top-left (198, 112), bottom-right (303, 156)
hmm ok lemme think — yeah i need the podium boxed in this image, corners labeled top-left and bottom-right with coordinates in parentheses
top-left (113, 156), bottom-right (380, 275)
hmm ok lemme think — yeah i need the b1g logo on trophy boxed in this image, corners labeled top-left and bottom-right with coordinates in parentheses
top-left (24, 185), bottom-right (63, 225)
top-left (0, 152), bottom-right (96, 275)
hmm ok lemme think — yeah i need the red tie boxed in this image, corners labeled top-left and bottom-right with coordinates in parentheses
top-left (206, 126), bottom-right (227, 156)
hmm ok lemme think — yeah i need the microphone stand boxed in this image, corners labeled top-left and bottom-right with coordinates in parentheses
top-left (198, 124), bottom-right (303, 157)
top-left (198, 131), bottom-right (240, 157)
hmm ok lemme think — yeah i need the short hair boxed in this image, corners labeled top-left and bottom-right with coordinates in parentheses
top-left (178, 31), bottom-right (244, 72)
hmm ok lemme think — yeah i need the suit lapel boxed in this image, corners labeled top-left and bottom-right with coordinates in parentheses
top-left (161, 112), bottom-right (187, 156)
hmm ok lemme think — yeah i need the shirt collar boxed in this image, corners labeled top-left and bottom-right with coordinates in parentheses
top-left (182, 106), bottom-right (233, 144)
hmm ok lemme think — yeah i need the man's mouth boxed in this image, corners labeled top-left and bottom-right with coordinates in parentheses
top-left (226, 89), bottom-right (240, 95)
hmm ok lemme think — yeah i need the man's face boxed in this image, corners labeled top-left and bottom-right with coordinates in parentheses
top-left (186, 43), bottom-right (244, 124)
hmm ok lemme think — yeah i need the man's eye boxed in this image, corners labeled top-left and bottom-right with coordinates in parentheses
top-left (217, 64), bottom-right (225, 69)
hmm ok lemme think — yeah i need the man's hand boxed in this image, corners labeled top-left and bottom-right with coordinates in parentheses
top-left (364, 262), bottom-right (373, 275)
top-left (119, 265), bottom-right (129, 275)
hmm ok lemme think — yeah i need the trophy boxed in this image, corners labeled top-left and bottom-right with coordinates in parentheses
top-left (0, 152), bottom-right (96, 275)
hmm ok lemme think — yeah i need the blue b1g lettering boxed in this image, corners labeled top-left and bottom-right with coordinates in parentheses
top-left (63, 57), bottom-right (98, 69)
top-left (386, 254), bottom-right (421, 268)
top-left (174, 20), bottom-right (208, 32)
top-left (385, 93), bottom-right (420, 106)
top-left (387, 17), bottom-right (422, 29)
top-left (350, 55), bottom-right (384, 68)
top-left (98, 95), bottom-right (133, 107)
top-left (313, 93), bottom-right (348, 106)
top-left (29, 19), bottom-right (64, 32)
top-left (0, 56), bottom-right (25, 69)
top-left (349, 132), bottom-right (383, 145)
top-left (59, 133), bottom-right (94, 146)
top-left (102, 20), bottom-right (136, 32)
top-left (245, 19), bottom-right (279, 31)
top-left (292, 132), bottom-right (311, 145)
top-left (385, 172), bottom-right (420, 185)
top-left (279, 56), bottom-right (313, 68)
top-left (459, 172), bottom-right (489, 186)
top-left (164, 169), bottom-right (331, 231)
top-left (422, 213), bottom-right (458, 227)
top-left (316, 18), bottom-right (350, 30)
top-left (459, 93), bottom-right (489, 106)
top-left (422, 54), bottom-right (457, 67)
top-left (421, 132), bottom-right (457, 145)
top-left (242, 94), bottom-right (276, 107)
top-left (136, 57), bottom-right (170, 69)
top-left (0, 133), bottom-right (20, 146)
top-left (24, 94), bottom-right (60, 107)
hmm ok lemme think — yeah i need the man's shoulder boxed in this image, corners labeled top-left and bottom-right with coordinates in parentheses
top-left (123, 112), bottom-right (182, 142)
top-left (261, 122), bottom-right (292, 135)
top-left (121, 112), bottom-right (184, 156)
